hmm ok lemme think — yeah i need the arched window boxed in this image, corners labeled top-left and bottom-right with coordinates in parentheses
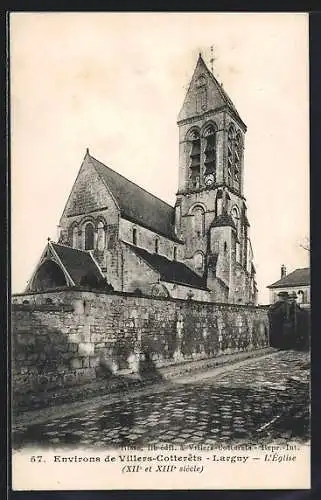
top-left (175, 203), bottom-right (181, 235)
top-left (155, 238), bottom-right (159, 254)
top-left (191, 205), bottom-right (205, 237)
top-left (189, 130), bottom-right (201, 189)
top-left (173, 246), bottom-right (177, 261)
top-left (204, 124), bottom-right (216, 179)
top-left (297, 290), bottom-right (305, 304)
top-left (234, 132), bottom-right (242, 186)
top-left (224, 241), bottom-right (228, 254)
top-left (133, 227), bottom-right (137, 245)
top-left (72, 226), bottom-right (78, 248)
top-left (227, 125), bottom-right (235, 185)
top-left (225, 192), bottom-right (231, 214)
top-left (193, 251), bottom-right (204, 271)
top-left (236, 241), bottom-right (241, 263)
top-left (85, 223), bottom-right (95, 250)
top-left (231, 206), bottom-right (240, 235)
top-left (97, 221), bottom-right (105, 251)
top-left (215, 190), bottom-right (223, 216)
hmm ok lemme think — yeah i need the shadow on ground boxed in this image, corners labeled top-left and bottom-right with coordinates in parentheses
top-left (12, 376), bottom-right (309, 450)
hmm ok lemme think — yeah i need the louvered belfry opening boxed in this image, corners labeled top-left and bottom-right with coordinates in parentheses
top-left (204, 125), bottom-right (216, 178)
top-left (227, 125), bottom-right (234, 185)
top-left (234, 132), bottom-right (242, 187)
top-left (189, 131), bottom-right (201, 188)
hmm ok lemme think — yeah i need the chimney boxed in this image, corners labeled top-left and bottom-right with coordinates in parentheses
top-left (281, 264), bottom-right (286, 278)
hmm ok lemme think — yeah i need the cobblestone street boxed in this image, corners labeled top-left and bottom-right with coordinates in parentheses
top-left (12, 350), bottom-right (310, 449)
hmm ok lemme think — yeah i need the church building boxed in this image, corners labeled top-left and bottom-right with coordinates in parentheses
top-left (26, 54), bottom-right (258, 304)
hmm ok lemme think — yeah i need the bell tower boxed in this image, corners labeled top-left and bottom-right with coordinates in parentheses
top-left (175, 53), bottom-right (257, 304)
top-left (176, 53), bottom-right (246, 196)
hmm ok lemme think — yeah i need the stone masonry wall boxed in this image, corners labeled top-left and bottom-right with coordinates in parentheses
top-left (119, 218), bottom-right (184, 262)
top-left (12, 289), bottom-right (270, 395)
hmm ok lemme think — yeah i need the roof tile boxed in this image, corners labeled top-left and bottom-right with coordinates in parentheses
top-left (125, 243), bottom-right (208, 290)
top-left (51, 243), bottom-right (108, 288)
top-left (88, 154), bottom-right (180, 242)
top-left (267, 268), bottom-right (310, 289)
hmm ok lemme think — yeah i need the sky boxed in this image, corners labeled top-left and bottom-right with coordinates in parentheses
top-left (10, 12), bottom-right (309, 303)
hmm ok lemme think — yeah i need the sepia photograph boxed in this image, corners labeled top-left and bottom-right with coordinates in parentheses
top-left (10, 12), bottom-right (310, 490)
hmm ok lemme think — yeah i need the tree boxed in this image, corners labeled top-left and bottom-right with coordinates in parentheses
top-left (299, 236), bottom-right (310, 253)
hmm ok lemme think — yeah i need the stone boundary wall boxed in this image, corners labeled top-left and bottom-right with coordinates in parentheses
top-left (12, 289), bottom-right (270, 395)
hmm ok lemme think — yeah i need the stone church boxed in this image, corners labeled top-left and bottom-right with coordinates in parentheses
top-left (26, 54), bottom-right (258, 305)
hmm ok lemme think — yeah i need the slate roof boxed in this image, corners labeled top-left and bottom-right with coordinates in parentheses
top-left (126, 243), bottom-right (208, 290)
top-left (204, 58), bottom-right (245, 127)
top-left (51, 243), bottom-right (104, 286)
top-left (210, 213), bottom-right (236, 229)
top-left (178, 54), bottom-right (246, 130)
top-left (267, 268), bottom-right (310, 289)
top-left (87, 153), bottom-right (181, 243)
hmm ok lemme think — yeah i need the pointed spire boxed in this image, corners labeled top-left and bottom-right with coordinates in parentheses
top-left (177, 50), bottom-right (246, 131)
top-left (86, 147), bottom-right (90, 155)
top-left (198, 51), bottom-right (205, 64)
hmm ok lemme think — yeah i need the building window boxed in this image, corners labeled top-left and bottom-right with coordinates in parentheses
top-left (173, 246), bottom-right (177, 261)
top-left (97, 221), bottom-right (105, 251)
top-left (234, 132), bottom-right (242, 186)
top-left (189, 130), bottom-right (201, 189)
top-left (215, 190), bottom-right (223, 216)
top-left (227, 125), bottom-right (235, 185)
top-left (193, 251), bottom-right (204, 271)
top-left (192, 205), bottom-right (205, 237)
top-left (224, 241), bottom-right (228, 253)
top-left (297, 290), bottom-right (305, 304)
top-left (155, 238), bottom-right (159, 254)
top-left (236, 241), bottom-right (241, 263)
top-left (227, 125), bottom-right (242, 190)
top-left (204, 124), bottom-right (216, 179)
top-left (72, 226), bottom-right (78, 248)
top-left (231, 206), bottom-right (240, 236)
top-left (85, 223), bottom-right (95, 250)
top-left (133, 227), bottom-right (137, 245)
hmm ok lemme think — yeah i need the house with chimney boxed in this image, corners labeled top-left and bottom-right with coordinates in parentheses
top-left (267, 265), bottom-right (310, 309)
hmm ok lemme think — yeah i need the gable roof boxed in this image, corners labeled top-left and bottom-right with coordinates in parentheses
top-left (267, 268), bottom-right (310, 289)
top-left (178, 54), bottom-right (246, 129)
top-left (125, 243), bottom-right (208, 290)
top-left (86, 153), bottom-right (181, 243)
top-left (51, 242), bottom-right (106, 287)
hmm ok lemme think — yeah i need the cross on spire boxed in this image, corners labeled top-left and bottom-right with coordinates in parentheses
top-left (210, 45), bottom-right (215, 74)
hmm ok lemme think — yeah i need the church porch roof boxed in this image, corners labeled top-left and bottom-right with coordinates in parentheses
top-left (125, 243), bottom-right (209, 291)
top-left (26, 240), bottom-right (113, 292)
top-left (50, 243), bottom-right (107, 287)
